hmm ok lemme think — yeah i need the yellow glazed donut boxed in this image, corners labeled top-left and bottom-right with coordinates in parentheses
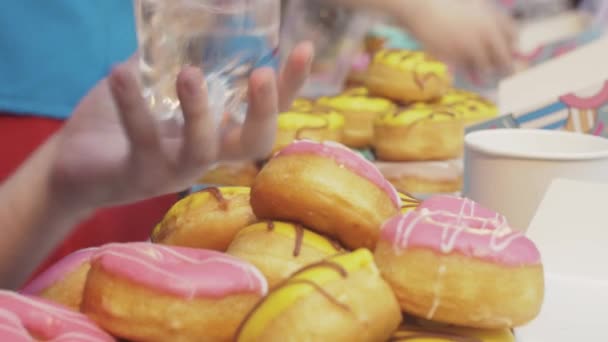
top-left (235, 249), bottom-right (401, 342)
top-left (81, 243), bottom-right (268, 342)
top-left (375, 160), bottom-right (464, 195)
top-left (366, 50), bottom-right (452, 102)
top-left (398, 191), bottom-right (420, 214)
top-left (389, 316), bottom-right (515, 342)
top-left (438, 89), bottom-right (498, 125)
top-left (290, 98), bottom-right (315, 112)
top-left (317, 94), bottom-right (396, 148)
top-left (342, 87), bottom-right (370, 96)
top-left (273, 110), bottom-right (345, 154)
top-left (226, 221), bottom-right (343, 288)
top-left (151, 187), bottom-right (256, 251)
top-left (20, 248), bottom-right (97, 310)
top-left (373, 104), bottom-right (464, 161)
top-left (198, 162), bottom-right (260, 187)
top-left (375, 196), bottom-right (544, 329)
top-left (251, 140), bottom-right (401, 250)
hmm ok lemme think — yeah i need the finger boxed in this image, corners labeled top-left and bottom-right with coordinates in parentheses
top-left (488, 24), bottom-right (515, 75)
top-left (221, 68), bottom-right (278, 160)
top-left (278, 41), bottom-right (314, 111)
top-left (498, 12), bottom-right (518, 47)
top-left (108, 63), bottom-right (162, 160)
top-left (176, 66), bottom-right (219, 169)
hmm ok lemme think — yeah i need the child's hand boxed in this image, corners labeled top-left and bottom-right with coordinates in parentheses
top-left (49, 42), bottom-right (313, 211)
top-left (399, 0), bottom-right (516, 76)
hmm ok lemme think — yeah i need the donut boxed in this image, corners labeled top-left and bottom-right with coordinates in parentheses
top-left (373, 104), bottom-right (464, 161)
top-left (81, 243), bottom-right (268, 341)
top-left (151, 186), bottom-right (256, 251)
top-left (20, 247), bottom-right (96, 310)
top-left (251, 140), bottom-right (401, 249)
top-left (342, 87), bottom-right (369, 96)
top-left (290, 98), bottom-right (315, 112)
top-left (226, 221), bottom-right (343, 288)
top-left (375, 196), bottom-right (544, 328)
top-left (235, 249), bottom-right (401, 341)
top-left (366, 50), bottom-right (452, 102)
top-left (198, 161), bottom-right (260, 187)
top-left (389, 315), bottom-right (515, 342)
top-left (397, 191), bottom-right (420, 214)
top-left (376, 159), bottom-right (464, 194)
top-left (438, 89), bottom-right (498, 126)
top-left (317, 93), bottom-right (395, 148)
top-left (273, 110), bottom-right (345, 154)
top-left (0, 290), bottom-right (113, 341)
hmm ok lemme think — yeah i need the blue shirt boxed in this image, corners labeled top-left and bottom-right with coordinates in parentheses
top-left (0, 1), bottom-right (137, 119)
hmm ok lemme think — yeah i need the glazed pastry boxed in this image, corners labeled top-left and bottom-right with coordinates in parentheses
top-left (389, 316), bottom-right (515, 342)
top-left (151, 187), bottom-right (256, 251)
top-left (290, 98), bottom-right (315, 112)
top-left (0, 290), bottom-right (113, 341)
top-left (317, 93), bottom-right (396, 148)
top-left (251, 140), bottom-right (401, 249)
top-left (398, 191), bottom-right (420, 214)
top-left (198, 162), bottom-right (260, 187)
top-left (366, 50), bottom-right (452, 102)
top-left (375, 160), bottom-right (464, 194)
top-left (438, 89), bottom-right (498, 125)
top-left (373, 104), bottom-right (464, 161)
top-left (20, 247), bottom-right (96, 310)
top-left (235, 249), bottom-right (401, 342)
top-left (226, 221), bottom-right (343, 288)
top-left (342, 87), bottom-right (370, 96)
top-left (81, 243), bottom-right (267, 342)
top-left (375, 196), bottom-right (544, 329)
top-left (273, 110), bottom-right (345, 154)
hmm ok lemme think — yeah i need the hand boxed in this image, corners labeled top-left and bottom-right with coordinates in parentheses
top-left (398, 0), bottom-right (516, 76)
top-left (49, 42), bottom-right (313, 211)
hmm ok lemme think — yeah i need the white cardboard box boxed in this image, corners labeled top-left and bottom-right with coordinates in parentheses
top-left (518, 179), bottom-right (608, 341)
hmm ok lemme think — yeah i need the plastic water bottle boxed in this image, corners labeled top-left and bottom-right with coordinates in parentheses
top-left (133, 0), bottom-right (279, 127)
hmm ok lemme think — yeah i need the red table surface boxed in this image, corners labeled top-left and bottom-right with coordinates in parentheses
top-left (0, 114), bottom-right (177, 285)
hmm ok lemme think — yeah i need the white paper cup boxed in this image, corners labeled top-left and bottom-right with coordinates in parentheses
top-left (463, 129), bottom-right (608, 230)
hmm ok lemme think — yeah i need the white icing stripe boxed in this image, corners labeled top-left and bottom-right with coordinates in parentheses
top-left (427, 264), bottom-right (446, 320)
top-left (393, 209), bottom-right (524, 255)
top-left (0, 292), bottom-right (102, 334)
top-left (96, 244), bottom-right (268, 297)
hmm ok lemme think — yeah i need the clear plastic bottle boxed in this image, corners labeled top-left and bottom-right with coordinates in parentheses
top-left (133, 0), bottom-right (280, 127)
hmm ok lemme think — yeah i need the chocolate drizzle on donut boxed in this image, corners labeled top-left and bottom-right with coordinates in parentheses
top-left (233, 260), bottom-right (352, 340)
top-left (265, 220), bottom-right (275, 231)
top-left (291, 279), bottom-right (351, 311)
top-left (293, 225), bottom-right (304, 257)
top-left (389, 328), bottom-right (483, 342)
top-left (203, 187), bottom-right (228, 211)
top-left (292, 260), bottom-right (349, 279)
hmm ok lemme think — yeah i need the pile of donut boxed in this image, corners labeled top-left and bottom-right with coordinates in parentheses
top-left (271, 49), bottom-right (499, 196)
top-left (4, 140), bottom-right (543, 341)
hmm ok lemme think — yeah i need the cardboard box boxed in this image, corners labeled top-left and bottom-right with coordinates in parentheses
top-left (518, 179), bottom-right (608, 341)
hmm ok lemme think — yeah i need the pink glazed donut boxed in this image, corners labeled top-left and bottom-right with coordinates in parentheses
top-left (81, 243), bottom-right (267, 342)
top-left (251, 140), bottom-right (401, 249)
top-left (374, 195), bottom-right (544, 329)
top-left (0, 290), bottom-right (113, 341)
top-left (21, 247), bottom-right (97, 310)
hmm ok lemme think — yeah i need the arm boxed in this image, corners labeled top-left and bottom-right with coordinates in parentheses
top-left (0, 136), bottom-right (92, 289)
top-left (323, 0), bottom-right (516, 74)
